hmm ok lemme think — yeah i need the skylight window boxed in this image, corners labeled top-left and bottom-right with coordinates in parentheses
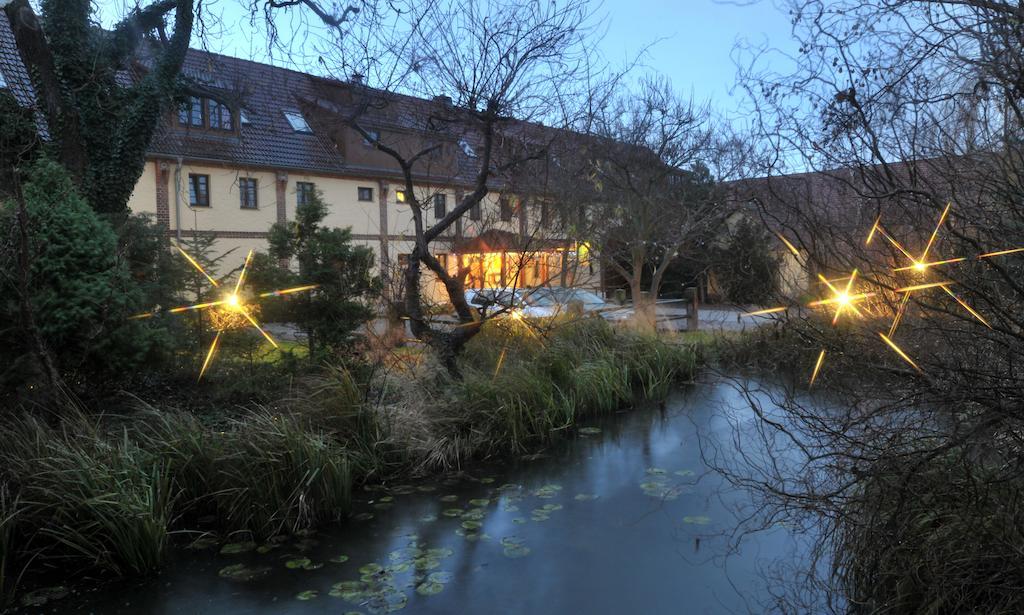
top-left (239, 109), bottom-right (251, 125)
top-left (459, 139), bottom-right (477, 158)
top-left (284, 110), bottom-right (312, 133)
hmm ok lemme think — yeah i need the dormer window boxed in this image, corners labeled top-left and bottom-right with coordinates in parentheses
top-left (362, 129), bottom-right (380, 146)
top-left (209, 100), bottom-right (233, 131)
top-left (177, 96), bottom-right (234, 131)
top-left (239, 109), bottom-right (251, 125)
top-left (178, 96), bottom-right (204, 127)
top-left (459, 139), bottom-right (477, 158)
top-left (284, 111), bottom-right (312, 133)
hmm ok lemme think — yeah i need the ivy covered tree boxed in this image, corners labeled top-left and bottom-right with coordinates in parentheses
top-left (2, 0), bottom-right (194, 217)
top-left (264, 190), bottom-right (379, 357)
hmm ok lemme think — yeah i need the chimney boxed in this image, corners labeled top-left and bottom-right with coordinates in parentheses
top-left (351, 72), bottom-right (364, 85)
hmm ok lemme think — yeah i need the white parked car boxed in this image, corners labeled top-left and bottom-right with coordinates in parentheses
top-left (465, 287), bottom-right (619, 320)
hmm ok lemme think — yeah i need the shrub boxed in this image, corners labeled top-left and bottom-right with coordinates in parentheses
top-left (0, 159), bottom-right (161, 392)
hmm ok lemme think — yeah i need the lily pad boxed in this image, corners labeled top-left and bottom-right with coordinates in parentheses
top-left (256, 544), bottom-right (279, 554)
top-left (330, 555), bottom-right (350, 563)
top-left (416, 485), bottom-right (437, 492)
top-left (428, 571), bottom-right (454, 583)
top-left (296, 590), bottom-right (318, 600)
top-left (419, 513), bottom-right (438, 523)
top-left (461, 520), bottom-right (482, 530)
top-left (219, 541), bottom-right (256, 555)
top-left (479, 477), bottom-right (496, 484)
top-left (682, 515), bottom-right (711, 525)
top-left (373, 501), bottom-right (393, 510)
top-left (503, 504), bottom-right (520, 512)
top-left (674, 469), bottom-right (696, 477)
top-left (501, 537), bottom-right (531, 558)
top-left (20, 586), bottom-right (68, 607)
top-left (359, 562), bottom-right (385, 575)
top-left (425, 547), bottom-right (454, 558)
top-left (534, 484), bottom-right (562, 498)
top-left (441, 508), bottom-right (463, 517)
top-left (392, 484), bottom-right (416, 494)
top-left (461, 508), bottom-right (486, 521)
top-left (352, 512), bottom-right (374, 521)
top-left (578, 426), bottom-right (602, 435)
top-left (574, 493), bottom-right (599, 501)
top-left (513, 517), bottom-right (527, 524)
top-left (439, 494), bottom-right (459, 502)
top-left (285, 557), bottom-right (312, 569)
top-left (330, 580), bottom-right (368, 601)
top-left (646, 467), bottom-right (668, 475)
top-left (378, 495), bottom-right (395, 503)
top-left (416, 580), bottom-right (445, 596)
top-left (468, 498), bottom-right (490, 507)
top-left (218, 563), bottom-right (271, 581)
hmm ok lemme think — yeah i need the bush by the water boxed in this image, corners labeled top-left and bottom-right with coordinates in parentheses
top-left (837, 447), bottom-right (1024, 614)
top-left (0, 318), bottom-right (696, 605)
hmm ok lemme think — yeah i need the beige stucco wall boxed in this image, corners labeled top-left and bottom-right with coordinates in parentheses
top-left (125, 160), bottom-right (587, 297)
top-left (169, 164), bottom-right (279, 236)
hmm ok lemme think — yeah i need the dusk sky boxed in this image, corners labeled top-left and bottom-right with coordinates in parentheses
top-left (100, 0), bottom-right (798, 118)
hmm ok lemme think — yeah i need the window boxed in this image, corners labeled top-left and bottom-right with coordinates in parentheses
top-left (434, 193), bottom-right (446, 219)
top-left (296, 182), bottom-right (316, 207)
top-left (179, 96), bottom-right (203, 127)
top-left (188, 174), bottom-right (210, 207)
top-left (284, 111), bottom-right (312, 133)
top-left (0, 69), bottom-right (6, 88)
top-left (396, 190), bottom-right (408, 203)
top-left (209, 100), bottom-right (233, 131)
top-left (362, 129), bottom-right (380, 146)
top-left (239, 178), bottom-right (258, 209)
top-left (540, 201), bottom-right (550, 227)
top-left (499, 197), bottom-right (513, 222)
top-left (239, 109), bottom-right (251, 125)
top-left (358, 186), bottom-right (374, 202)
top-left (459, 138), bottom-right (477, 158)
top-left (469, 200), bottom-right (482, 221)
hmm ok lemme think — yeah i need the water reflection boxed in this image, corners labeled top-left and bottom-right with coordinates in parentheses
top-left (63, 376), bottom-right (820, 614)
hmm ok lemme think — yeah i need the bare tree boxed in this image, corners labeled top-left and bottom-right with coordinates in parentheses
top-left (557, 78), bottom-right (725, 330)
top-left (291, 0), bottom-right (606, 373)
top-left (723, 0), bottom-right (1024, 610)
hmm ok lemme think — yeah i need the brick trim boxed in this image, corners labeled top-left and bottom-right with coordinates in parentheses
top-left (377, 180), bottom-right (391, 296)
top-left (275, 171), bottom-right (288, 224)
top-left (154, 160), bottom-right (171, 230)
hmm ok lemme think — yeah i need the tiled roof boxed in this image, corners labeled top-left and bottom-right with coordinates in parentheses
top-left (144, 50), bottom-right (347, 174)
top-left (0, 12), bottom-right (47, 136)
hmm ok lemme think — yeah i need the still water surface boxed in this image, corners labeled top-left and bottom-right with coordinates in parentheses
top-left (70, 376), bottom-right (816, 614)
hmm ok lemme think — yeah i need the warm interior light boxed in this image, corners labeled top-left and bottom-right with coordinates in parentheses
top-left (226, 293), bottom-right (240, 309)
top-left (836, 292), bottom-right (851, 306)
top-left (913, 262), bottom-right (927, 272)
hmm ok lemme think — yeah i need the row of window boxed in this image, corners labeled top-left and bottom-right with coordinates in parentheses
top-left (179, 97), bottom-right (237, 131)
top-left (185, 175), bottom-right (502, 222)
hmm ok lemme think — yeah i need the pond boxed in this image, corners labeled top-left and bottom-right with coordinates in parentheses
top-left (59, 376), bottom-right (820, 614)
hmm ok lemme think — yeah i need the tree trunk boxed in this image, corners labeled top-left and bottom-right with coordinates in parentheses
top-left (14, 193), bottom-right (64, 398)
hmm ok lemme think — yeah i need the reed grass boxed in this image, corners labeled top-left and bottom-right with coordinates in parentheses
top-left (0, 317), bottom-right (698, 599)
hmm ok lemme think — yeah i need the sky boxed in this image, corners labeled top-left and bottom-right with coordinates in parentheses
top-left (98, 0), bottom-right (798, 118)
top-left (595, 0), bottom-right (796, 117)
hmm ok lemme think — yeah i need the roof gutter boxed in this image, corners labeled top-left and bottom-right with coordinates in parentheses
top-left (173, 157), bottom-right (183, 242)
